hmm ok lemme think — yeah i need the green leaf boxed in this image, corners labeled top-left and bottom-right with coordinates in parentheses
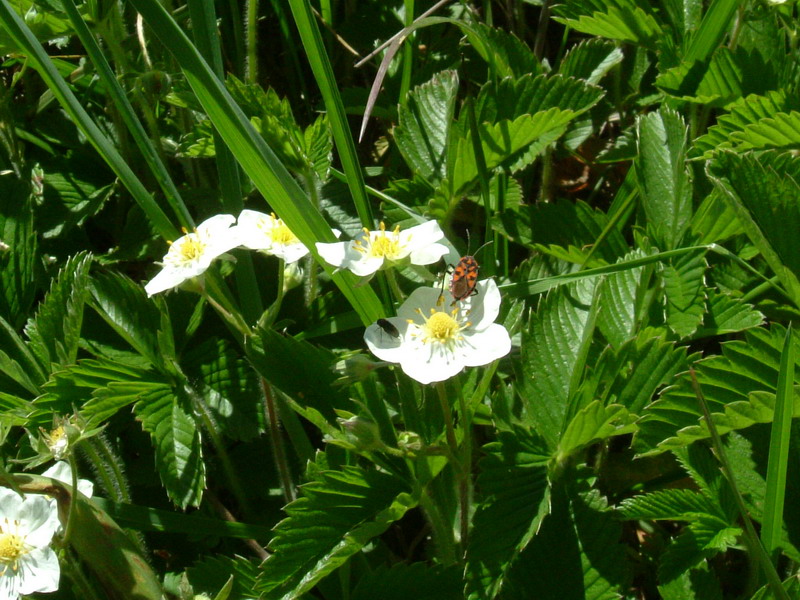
top-left (24, 252), bottom-right (92, 373)
top-left (255, 462), bottom-right (416, 599)
top-left (618, 488), bottom-right (725, 521)
top-left (134, 386), bottom-right (205, 508)
top-left (556, 401), bottom-right (638, 462)
top-left (551, 0), bottom-right (662, 49)
top-left (663, 249), bottom-right (707, 339)
top-left (517, 280), bottom-right (598, 449)
top-left (186, 554), bottom-right (258, 600)
top-left (636, 325), bottom-right (800, 455)
top-left (466, 428), bottom-right (551, 599)
top-left (0, 184), bottom-right (38, 329)
top-left (588, 331), bottom-right (690, 415)
top-left (394, 70), bottom-right (459, 182)
top-left (636, 107), bottom-right (692, 249)
top-left (0, 315), bottom-right (46, 395)
top-left (451, 75), bottom-right (604, 194)
top-left (694, 290), bottom-right (764, 339)
top-left (88, 272), bottom-right (168, 367)
top-left (245, 326), bottom-right (345, 422)
top-left (353, 564), bottom-right (462, 600)
top-left (658, 564), bottom-right (723, 600)
top-left (692, 91), bottom-right (800, 158)
top-left (35, 358), bottom-right (162, 426)
top-left (708, 150), bottom-right (800, 305)
top-left (183, 337), bottom-right (262, 441)
top-left (504, 487), bottom-right (629, 600)
top-left (558, 39), bottom-right (624, 85)
top-left (658, 517), bottom-right (742, 583)
top-left (461, 22), bottom-right (541, 79)
top-left (492, 199), bottom-right (628, 263)
top-left (596, 249), bottom-right (647, 347)
top-left (689, 191), bottom-right (743, 244)
top-left (187, 555), bottom-right (259, 600)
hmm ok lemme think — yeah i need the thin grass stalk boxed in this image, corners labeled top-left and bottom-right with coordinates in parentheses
top-left (245, 0), bottom-right (259, 83)
top-left (399, 0), bottom-right (415, 103)
top-left (187, 0), bottom-right (263, 323)
top-left (689, 369), bottom-right (790, 600)
top-left (761, 324), bottom-right (795, 563)
top-left (286, 0), bottom-right (374, 229)
top-left (0, 0), bottom-right (179, 240)
top-left (130, 0), bottom-right (384, 325)
top-left (261, 379), bottom-right (295, 504)
top-left (61, 0), bottom-right (194, 230)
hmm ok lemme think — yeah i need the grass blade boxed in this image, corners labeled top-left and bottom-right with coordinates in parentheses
top-left (761, 324), bottom-right (795, 563)
top-left (187, 0), bottom-right (263, 322)
top-left (689, 370), bottom-right (789, 600)
top-left (286, 0), bottom-right (373, 229)
top-left (685, 0), bottom-right (740, 63)
top-left (61, 0), bottom-right (194, 230)
top-left (0, 0), bottom-right (179, 240)
top-left (129, 0), bottom-right (383, 325)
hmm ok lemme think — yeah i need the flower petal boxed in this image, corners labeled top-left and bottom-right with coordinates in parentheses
top-left (17, 546), bottom-right (59, 594)
top-left (316, 241), bottom-right (349, 268)
top-left (275, 242), bottom-right (310, 263)
top-left (364, 318), bottom-right (406, 362)
top-left (144, 266), bottom-right (192, 297)
top-left (460, 325), bottom-right (512, 367)
top-left (409, 242), bottom-right (449, 266)
top-left (399, 343), bottom-right (464, 384)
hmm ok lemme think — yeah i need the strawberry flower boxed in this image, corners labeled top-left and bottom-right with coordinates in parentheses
top-left (315, 220), bottom-right (448, 277)
top-left (364, 279), bottom-right (511, 384)
top-left (145, 215), bottom-right (239, 296)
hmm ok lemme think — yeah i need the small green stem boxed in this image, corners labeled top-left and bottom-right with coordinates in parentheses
top-left (437, 381), bottom-right (469, 554)
top-left (261, 379), bottom-right (295, 503)
top-left (202, 276), bottom-right (251, 337)
top-left (436, 382), bottom-right (458, 461)
top-left (245, 0), bottom-right (259, 83)
top-left (689, 370), bottom-right (790, 600)
top-left (457, 382), bottom-right (471, 551)
top-left (192, 391), bottom-right (254, 517)
top-left (61, 455), bottom-right (80, 545)
top-left (384, 268), bottom-right (405, 305)
top-left (399, 0), bottom-right (415, 103)
top-left (258, 257), bottom-right (286, 329)
top-left (419, 485), bottom-right (457, 565)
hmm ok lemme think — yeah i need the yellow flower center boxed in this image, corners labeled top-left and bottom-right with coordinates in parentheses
top-left (412, 306), bottom-right (471, 347)
top-left (368, 234), bottom-right (401, 258)
top-left (271, 223), bottom-right (299, 246)
top-left (354, 222), bottom-right (404, 260)
top-left (179, 236), bottom-right (205, 261)
top-left (425, 311), bottom-right (460, 341)
top-left (0, 521), bottom-right (27, 571)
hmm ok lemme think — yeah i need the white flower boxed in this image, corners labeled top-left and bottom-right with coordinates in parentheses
top-left (315, 220), bottom-right (448, 277)
top-left (364, 279), bottom-right (511, 384)
top-left (145, 214), bottom-right (239, 296)
top-left (236, 210), bottom-right (309, 263)
top-left (0, 487), bottom-right (60, 599)
top-left (42, 462), bottom-right (93, 499)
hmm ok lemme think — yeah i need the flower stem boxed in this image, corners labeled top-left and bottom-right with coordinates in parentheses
top-left (192, 392), bottom-right (254, 517)
top-left (258, 257), bottom-right (286, 330)
top-left (261, 378), bottom-right (295, 503)
top-left (457, 382), bottom-right (472, 551)
top-left (436, 381), bottom-right (469, 554)
top-left (61, 455), bottom-right (80, 545)
top-left (384, 268), bottom-right (405, 305)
